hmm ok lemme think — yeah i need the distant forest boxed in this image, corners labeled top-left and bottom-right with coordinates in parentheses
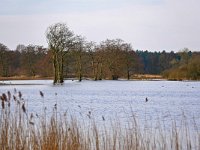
top-left (0, 23), bottom-right (200, 81)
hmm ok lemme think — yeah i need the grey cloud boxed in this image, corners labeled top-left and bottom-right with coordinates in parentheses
top-left (0, 0), bottom-right (199, 51)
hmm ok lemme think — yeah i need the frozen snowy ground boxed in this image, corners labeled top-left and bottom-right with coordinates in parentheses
top-left (0, 80), bottom-right (200, 128)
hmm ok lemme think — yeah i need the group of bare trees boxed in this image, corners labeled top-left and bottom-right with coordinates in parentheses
top-left (0, 43), bottom-right (49, 78)
top-left (1, 23), bottom-right (199, 82)
top-left (0, 38), bottom-right (138, 83)
top-left (45, 23), bottom-right (137, 84)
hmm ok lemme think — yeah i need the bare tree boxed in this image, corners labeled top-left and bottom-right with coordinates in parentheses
top-left (100, 39), bottom-right (125, 80)
top-left (86, 41), bottom-right (99, 80)
top-left (95, 46), bottom-right (104, 80)
top-left (121, 43), bottom-right (135, 80)
top-left (73, 36), bottom-right (86, 82)
top-left (46, 23), bottom-right (74, 84)
top-left (20, 45), bottom-right (37, 76)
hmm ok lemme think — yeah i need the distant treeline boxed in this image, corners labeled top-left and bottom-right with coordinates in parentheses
top-left (0, 43), bottom-right (200, 80)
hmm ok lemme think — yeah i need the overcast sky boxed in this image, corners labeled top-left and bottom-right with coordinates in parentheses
top-left (0, 0), bottom-right (200, 51)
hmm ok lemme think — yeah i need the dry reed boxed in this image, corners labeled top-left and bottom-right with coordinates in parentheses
top-left (0, 91), bottom-right (199, 150)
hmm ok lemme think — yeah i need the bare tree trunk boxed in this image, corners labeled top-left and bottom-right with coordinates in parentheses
top-left (53, 54), bottom-right (57, 84)
top-left (91, 61), bottom-right (98, 81)
top-left (98, 62), bottom-right (103, 80)
top-left (78, 54), bottom-right (82, 82)
top-left (127, 69), bottom-right (130, 80)
top-left (57, 53), bottom-right (62, 83)
top-left (60, 55), bottom-right (64, 83)
top-left (53, 52), bottom-right (58, 84)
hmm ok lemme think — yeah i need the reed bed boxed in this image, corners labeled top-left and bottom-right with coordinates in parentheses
top-left (0, 91), bottom-right (199, 150)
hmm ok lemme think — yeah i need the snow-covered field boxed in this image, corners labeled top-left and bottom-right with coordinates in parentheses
top-left (0, 80), bottom-right (200, 128)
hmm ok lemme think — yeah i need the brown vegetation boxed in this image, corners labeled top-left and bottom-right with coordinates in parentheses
top-left (133, 74), bottom-right (163, 80)
top-left (0, 91), bottom-right (199, 150)
top-left (163, 49), bottom-right (200, 80)
top-left (0, 76), bottom-right (52, 81)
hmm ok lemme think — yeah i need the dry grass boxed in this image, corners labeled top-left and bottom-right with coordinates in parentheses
top-left (132, 74), bottom-right (163, 80)
top-left (0, 76), bottom-right (53, 81)
top-left (0, 91), bottom-right (199, 150)
top-left (0, 74), bottom-right (163, 81)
